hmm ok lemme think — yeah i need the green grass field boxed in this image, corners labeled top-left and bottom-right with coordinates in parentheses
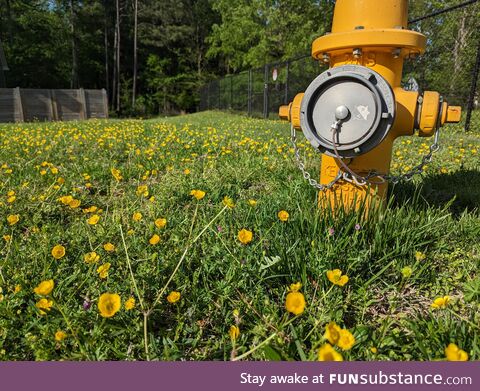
top-left (0, 111), bottom-right (478, 361)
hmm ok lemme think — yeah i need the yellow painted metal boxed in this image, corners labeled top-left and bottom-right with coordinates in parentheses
top-left (278, 0), bottom-right (463, 213)
top-left (418, 91), bottom-right (440, 137)
top-left (278, 104), bottom-right (291, 121)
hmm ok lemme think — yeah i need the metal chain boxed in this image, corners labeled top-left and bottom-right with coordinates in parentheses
top-left (291, 122), bottom-right (442, 190)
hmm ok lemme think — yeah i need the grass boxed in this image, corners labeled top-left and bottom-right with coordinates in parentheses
top-left (0, 111), bottom-right (478, 361)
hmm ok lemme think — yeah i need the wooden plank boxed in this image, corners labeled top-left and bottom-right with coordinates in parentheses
top-left (78, 88), bottom-right (87, 120)
top-left (15, 87), bottom-right (24, 122)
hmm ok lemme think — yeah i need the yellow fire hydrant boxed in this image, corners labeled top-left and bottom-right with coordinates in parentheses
top-left (279, 0), bottom-right (461, 211)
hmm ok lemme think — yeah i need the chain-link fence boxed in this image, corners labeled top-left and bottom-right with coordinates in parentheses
top-left (199, 0), bottom-right (480, 131)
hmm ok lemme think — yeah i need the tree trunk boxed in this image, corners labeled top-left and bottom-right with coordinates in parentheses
top-left (112, 16), bottom-right (117, 111)
top-left (104, 1), bottom-right (109, 100)
top-left (70, 0), bottom-right (78, 89)
top-left (115, 0), bottom-right (121, 112)
top-left (132, 0), bottom-right (138, 109)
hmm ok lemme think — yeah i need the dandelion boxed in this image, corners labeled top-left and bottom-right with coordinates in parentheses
top-left (370, 347), bottom-right (378, 354)
top-left (84, 251), bottom-right (100, 264)
top-left (401, 266), bottom-right (413, 278)
top-left (184, 169), bottom-right (191, 175)
top-left (68, 199), bottom-right (81, 208)
top-left (154, 218), bottom-right (167, 228)
top-left (445, 343), bottom-right (468, 361)
top-left (103, 242), bottom-right (115, 252)
top-left (124, 297), bottom-right (135, 310)
top-left (3, 235), bottom-right (11, 242)
top-left (58, 195), bottom-right (73, 205)
top-left (7, 195), bottom-right (16, 203)
top-left (111, 168), bottom-right (123, 181)
top-left (431, 295), bottom-right (450, 309)
top-left (51, 244), bottom-right (66, 260)
top-left (132, 212), bottom-right (143, 222)
top-left (149, 234), bottom-right (160, 245)
top-left (277, 210), bottom-right (289, 222)
top-left (136, 185), bottom-right (149, 197)
top-left (318, 343), bottom-right (343, 361)
top-left (7, 214), bottom-right (19, 226)
top-left (285, 291), bottom-right (306, 315)
top-left (337, 329), bottom-right (355, 351)
top-left (324, 321), bottom-right (341, 345)
top-left (83, 206), bottom-right (98, 214)
top-left (190, 189), bottom-right (206, 200)
top-left (247, 199), bottom-right (257, 206)
top-left (326, 269), bottom-right (349, 286)
top-left (229, 325), bottom-right (240, 340)
top-left (288, 282), bottom-right (302, 292)
top-left (55, 331), bottom-right (67, 342)
top-left (237, 228), bottom-right (253, 245)
top-left (36, 298), bottom-right (53, 314)
top-left (33, 279), bottom-right (54, 296)
top-left (98, 293), bottom-right (121, 318)
top-left (167, 291), bottom-right (181, 303)
top-left (97, 263), bottom-right (111, 279)
top-left (415, 251), bottom-right (426, 261)
top-left (87, 214), bottom-right (100, 225)
top-left (14, 284), bottom-right (21, 293)
top-left (222, 196), bottom-right (235, 209)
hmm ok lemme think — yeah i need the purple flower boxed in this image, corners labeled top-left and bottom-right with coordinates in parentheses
top-left (83, 299), bottom-right (91, 311)
top-left (217, 225), bottom-right (223, 232)
top-left (354, 224), bottom-right (361, 231)
top-left (328, 227), bottom-right (335, 236)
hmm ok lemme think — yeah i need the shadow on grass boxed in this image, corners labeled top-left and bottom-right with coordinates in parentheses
top-left (390, 169), bottom-right (480, 216)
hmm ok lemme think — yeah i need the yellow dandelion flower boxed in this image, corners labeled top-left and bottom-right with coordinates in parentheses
top-left (83, 206), bottom-right (98, 214)
top-left (55, 330), bottom-right (67, 341)
top-left (14, 284), bottom-right (21, 293)
top-left (415, 251), bottom-right (426, 261)
top-left (154, 218), bottom-right (167, 229)
top-left (7, 214), bottom-right (19, 226)
top-left (288, 282), bottom-right (302, 292)
top-left (184, 169), bottom-right (191, 175)
top-left (84, 251), bottom-right (100, 264)
top-left (326, 269), bottom-right (349, 286)
top-left (58, 195), bottom-right (73, 205)
top-left (318, 343), bottom-right (343, 361)
top-left (132, 212), bottom-right (143, 222)
top-left (36, 298), bottom-right (53, 314)
top-left (222, 196), bottom-right (235, 209)
top-left (247, 199), bottom-right (257, 206)
top-left (167, 291), bottom-right (181, 303)
top-left (97, 262), bottom-right (111, 279)
top-left (431, 295), bottom-right (450, 309)
top-left (87, 214), bottom-right (100, 225)
top-left (51, 244), bottom-right (66, 260)
top-left (285, 291), bottom-right (306, 315)
top-left (111, 168), bottom-right (123, 181)
top-left (124, 297), bottom-right (136, 310)
top-left (98, 293), bottom-right (121, 318)
top-left (33, 279), bottom-right (54, 296)
top-left (149, 234), bottom-right (160, 245)
top-left (445, 343), bottom-right (468, 361)
top-left (190, 189), bottom-right (206, 200)
top-left (324, 321), bottom-right (341, 345)
top-left (277, 210), bottom-right (289, 222)
top-left (237, 228), bottom-right (253, 245)
top-left (103, 242), bottom-right (115, 252)
top-left (337, 329), bottom-right (355, 351)
top-left (136, 185), bottom-right (149, 197)
top-left (68, 199), bottom-right (81, 208)
top-left (229, 325), bottom-right (240, 340)
top-left (7, 195), bottom-right (16, 203)
top-left (3, 234), bottom-right (11, 242)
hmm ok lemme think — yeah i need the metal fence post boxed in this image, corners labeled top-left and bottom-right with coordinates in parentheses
top-left (285, 60), bottom-right (290, 104)
top-left (263, 64), bottom-right (269, 118)
top-left (465, 37), bottom-right (480, 131)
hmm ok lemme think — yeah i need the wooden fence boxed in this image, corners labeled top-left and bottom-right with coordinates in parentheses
top-left (0, 88), bottom-right (108, 123)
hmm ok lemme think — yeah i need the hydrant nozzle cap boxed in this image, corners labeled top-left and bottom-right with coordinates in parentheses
top-left (279, 104), bottom-right (291, 121)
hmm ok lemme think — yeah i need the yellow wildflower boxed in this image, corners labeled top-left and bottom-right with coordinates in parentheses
top-left (124, 297), bottom-right (136, 310)
top-left (337, 329), bottom-right (355, 351)
top-left (136, 185), bottom-right (148, 197)
top-left (277, 210), bottom-right (289, 222)
top-left (222, 196), bottom-right (235, 209)
top-left (58, 195), bottom-right (73, 205)
top-left (324, 321), bottom-right (341, 345)
top-left (132, 212), bottom-right (143, 222)
top-left (431, 295), bottom-right (450, 309)
top-left (7, 214), bottom-right (19, 226)
top-left (84, 251), bottom-right (100, 264)
top-left (237, 228), bottom-right (253, 245)
top-left (55, 330), bottom-right (67, 341)
top-left (415, 251), bottom-right (426, 261)
top-left (97, 263), bottom-right (111, 279)
top-left (7, 195), bottom-right (16, 203)
top-left (248, 199), bottom-right (257, 206)
top-left (111, 168), bottom-right (123, 181)
top-left (14, 284), bottom-right (21, 293)
top-left (149, 234), bottom-right (160, 245)
top-left (229, 325), bottom-right (240, 340)
top-left (3, 235), bottom-right (11, 242)
top-left (288, 282), bottom-right (302, 292)
top-left (285, 291), bottom-right (306, 315)
top-left (51, 244), bottom-right (66, 260)
top-left (445, 343), bottom-right (468, 361)
top-left (326, 269), bottom-right (349, 286)
top-left (318, 343), bottom-right (343, 361)
top-left (68, 199), bottom-right (81, 208)
top-left (190, 189), bottom-right (206, 200)
top-left (33, 279), bottom-right (54, 296)
top-left (36, 298), bottom-right (53, 314)
top-left (167, 291), bottom-right (181, 303)
top-left (98, 293), bottom-right (121, 318)
top-left (87, 214), bottom-right (100, 225)
top-left (154, 218), bottom-right (167, 229)
top-left (103, 242), bottom-right (115, 252)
